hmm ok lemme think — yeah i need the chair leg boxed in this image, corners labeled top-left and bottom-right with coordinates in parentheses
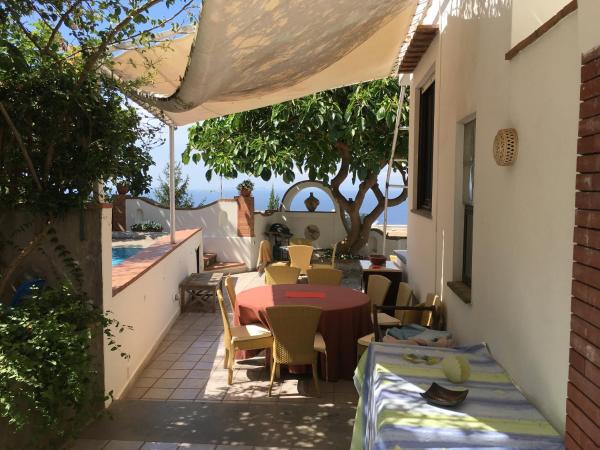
top-left (268, 362), bottom-right (278, 397)
top-left (311, 359), bottom-right (320, 397)
top-left (227, 346), bottom-right (235, 385)
top-left (223, 347), bottom-right (229, 369)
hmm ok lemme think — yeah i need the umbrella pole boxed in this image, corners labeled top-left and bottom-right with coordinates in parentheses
top-left (169, 125), bottom-right (177, 244)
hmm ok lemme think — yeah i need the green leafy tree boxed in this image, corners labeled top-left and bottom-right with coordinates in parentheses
top-left (185, 79), bottom-right (408, 253)
top-left (267, 185), bottom-right (280, 210)
top-left (153, 162), bottom-right (194, 208)
top-left (0, 1), bottom-right (198, 444)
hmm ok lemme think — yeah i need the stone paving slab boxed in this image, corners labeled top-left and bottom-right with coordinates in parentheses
top-left (76, 400), bottom-right (354, 449)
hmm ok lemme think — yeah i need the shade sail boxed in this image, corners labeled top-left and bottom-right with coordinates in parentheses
top-left (110, 0), bottom-right (421, 125)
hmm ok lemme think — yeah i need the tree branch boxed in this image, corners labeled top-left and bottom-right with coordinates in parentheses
top-left (4, 6), bottom-right (44, 53)
top-left (78, 0), bottom-right (164, 83)
top-left (43, 0), bottom-right (85, 55)
top-left (330, 141), bottom-right (351, 210)
top-left (0, 102), bottom-right (43, 191)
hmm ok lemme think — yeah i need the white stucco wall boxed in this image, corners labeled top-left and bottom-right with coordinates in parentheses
top-left (406, 1), bottom-right (594, 431)
top-left (126, 198), bottom-right (238, 238)
top-left (103, 230), bottom-right (202, 400)
top-left (511, 0), bottom-right (572, 46)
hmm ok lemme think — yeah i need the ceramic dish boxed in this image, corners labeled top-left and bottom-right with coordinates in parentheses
top-left (420, 382), bottom-right (468, 407)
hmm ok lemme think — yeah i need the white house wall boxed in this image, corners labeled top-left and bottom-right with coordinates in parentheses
top-left (407, 1), bottom-right (583, 431)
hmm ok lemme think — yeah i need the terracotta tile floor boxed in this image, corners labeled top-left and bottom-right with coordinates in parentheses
top-left (123, 311), bottom-right (357, 405)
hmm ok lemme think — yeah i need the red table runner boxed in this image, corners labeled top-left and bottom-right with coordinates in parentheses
top-left (235, 284), bottom-right (372, 380)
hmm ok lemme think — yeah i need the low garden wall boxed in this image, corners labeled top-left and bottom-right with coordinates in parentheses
top-left (103, 228), bottom-right (203, 400)
top-left (120, 197), bottom-right (406, 268)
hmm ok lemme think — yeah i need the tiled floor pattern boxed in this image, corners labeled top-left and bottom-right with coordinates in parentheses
top-left (73, 272), bottom-right (360, 449)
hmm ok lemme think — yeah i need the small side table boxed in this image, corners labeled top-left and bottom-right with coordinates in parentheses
top-left (360, 260), bottom-right (404, 306)
top-left (179, 272), bottom-right (224, 313)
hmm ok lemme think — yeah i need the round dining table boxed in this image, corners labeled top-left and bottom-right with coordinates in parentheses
top-left (234, 284), bottom-right (372, 381)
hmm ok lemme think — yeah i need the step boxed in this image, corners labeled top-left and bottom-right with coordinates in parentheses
top-left (204, 261), bottom-right (247, 274)
top-left (202, 252), bottom-right (218, 267)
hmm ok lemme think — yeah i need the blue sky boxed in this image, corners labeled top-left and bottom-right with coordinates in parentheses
top-left (147, 124), bottom-right (405, 195)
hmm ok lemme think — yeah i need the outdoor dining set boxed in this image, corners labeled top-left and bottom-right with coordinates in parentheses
top-left (212, 241), bottom-right (440, 395)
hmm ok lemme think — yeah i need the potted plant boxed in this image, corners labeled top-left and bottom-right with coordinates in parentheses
top-left (237, 179), bottom-right (254, 197)
top-left (116, 182), bottom-right (129, 195)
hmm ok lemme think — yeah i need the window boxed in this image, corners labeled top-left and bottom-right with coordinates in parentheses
top-left (462, 119), bottom-right (475, 286)
top-left (416, 81), bottom-right (435, 211)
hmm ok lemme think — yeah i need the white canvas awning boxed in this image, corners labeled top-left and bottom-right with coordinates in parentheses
top-left (110, 0), bottom-right (423, 126)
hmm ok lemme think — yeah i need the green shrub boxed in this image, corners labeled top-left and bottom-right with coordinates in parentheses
top-left (0, 283), bottom-right (128, 448)
top-left (130, 221), bottom-right (163, 232)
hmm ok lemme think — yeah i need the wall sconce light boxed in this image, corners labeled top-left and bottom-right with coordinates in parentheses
top-left (493, 128), bottom-right (518, 166)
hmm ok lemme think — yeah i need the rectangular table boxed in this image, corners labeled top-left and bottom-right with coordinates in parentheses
top-left (352, 342), bottom-right (563, 449)
top-left (179, 272), bottom-right (223, 313)
top-left (360, 260), bottom-right (404, 306)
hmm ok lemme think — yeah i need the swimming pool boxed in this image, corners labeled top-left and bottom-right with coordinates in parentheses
top-left (112, 246), bottom-right (144, 266)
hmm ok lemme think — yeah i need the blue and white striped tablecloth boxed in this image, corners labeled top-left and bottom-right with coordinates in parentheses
top-left (352, 343), bottom-right (564, 450)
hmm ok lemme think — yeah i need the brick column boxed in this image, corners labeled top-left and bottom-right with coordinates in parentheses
top-left (566, 46), bottom-right (600, 449)
top-left (112, 195), bottom-right (127, 231)
top-left (237, 195), bottom-right (255, 237)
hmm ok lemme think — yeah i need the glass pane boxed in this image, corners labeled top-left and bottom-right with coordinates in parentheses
top-left (463, 119), bottom-right (475, 206)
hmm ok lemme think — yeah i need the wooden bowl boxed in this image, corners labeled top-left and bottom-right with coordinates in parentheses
top-left (369, 254), bottom-right (386, 266)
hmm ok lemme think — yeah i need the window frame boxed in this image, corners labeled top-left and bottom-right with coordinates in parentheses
top-left (415, 80), bottom-right (436, 213)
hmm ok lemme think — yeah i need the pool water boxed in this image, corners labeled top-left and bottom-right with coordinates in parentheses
top-left (112, 246), bottom-right (144, 266)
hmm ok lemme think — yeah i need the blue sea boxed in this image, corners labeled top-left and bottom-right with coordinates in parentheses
top-left (187, 187), bottom-right (407, 225)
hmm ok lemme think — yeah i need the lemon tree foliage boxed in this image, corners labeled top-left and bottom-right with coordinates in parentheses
top-left (185, 79), bottom-right (409, 253)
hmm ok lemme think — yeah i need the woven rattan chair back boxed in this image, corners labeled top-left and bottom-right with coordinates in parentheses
top-left (216, 289), bottom-right (232, 345)
top-left (266, 305), bottom-right (322, 365)
top-left (306, 268), bottom-right (343, 286)
top-left (367, 275), bottom-right (391, 307)
top-left (265, 265), bottom-right (301, 285)
top-left (224, 276), bottom-right (237, 308)
top-left (394, 282), bottom-right (413, 321)
top-left (288, 244), bottom-right (313, 274)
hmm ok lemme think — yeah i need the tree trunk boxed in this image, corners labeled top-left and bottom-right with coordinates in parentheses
top-left (329, 141), bottom-right (408, 255)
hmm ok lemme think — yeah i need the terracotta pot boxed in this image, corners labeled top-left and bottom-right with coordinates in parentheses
top-left (116, 183), bottom-right (129, 195)
top-left (304, 192), bottom-right (320, 212)
top-left (240, 187), bottom-right (252, 197)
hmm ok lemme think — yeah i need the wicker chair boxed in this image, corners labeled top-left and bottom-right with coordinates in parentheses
top-left (306, 268), bottom-right (343, 286)
top-left (216, 289), bottom-right (273, 385)
top-left (266, 305), bottom-right (323, 396)
top-left (288, 244), bottom-right (314, 275)
top-left (313, 242), bottom-right (338, 269)
top-left (357, 293), bottom-right (441, 357)
top-left (224, 275), bottom-right (237, 308)
top-left (365, 275), bottom-right (399, 326)
top-left (394, 282), bottom-right (414, 322)
top-left (264, 265), bottom-right (301, 285)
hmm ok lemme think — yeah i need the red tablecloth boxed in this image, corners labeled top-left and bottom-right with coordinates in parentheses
top-left (234, 284), bottom-right (372, 380)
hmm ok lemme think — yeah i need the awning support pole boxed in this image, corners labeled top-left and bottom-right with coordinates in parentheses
top-left (382, 82), bottom-right (407, 256)
top-left (169, 125), bottom-right (177, 244)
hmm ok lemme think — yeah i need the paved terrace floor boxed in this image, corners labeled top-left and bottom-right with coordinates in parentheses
top-left (72, 271), bottom-right (363, 450)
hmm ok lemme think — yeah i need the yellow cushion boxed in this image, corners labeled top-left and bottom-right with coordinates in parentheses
top-left (314, 332), bottom-right (326, 353)
top-left (231, 324), bottom-right (272, 342)
top-left (357, 333), bottom-right (375, 347)
top-left (376, 312), bottom-right (401, 326)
